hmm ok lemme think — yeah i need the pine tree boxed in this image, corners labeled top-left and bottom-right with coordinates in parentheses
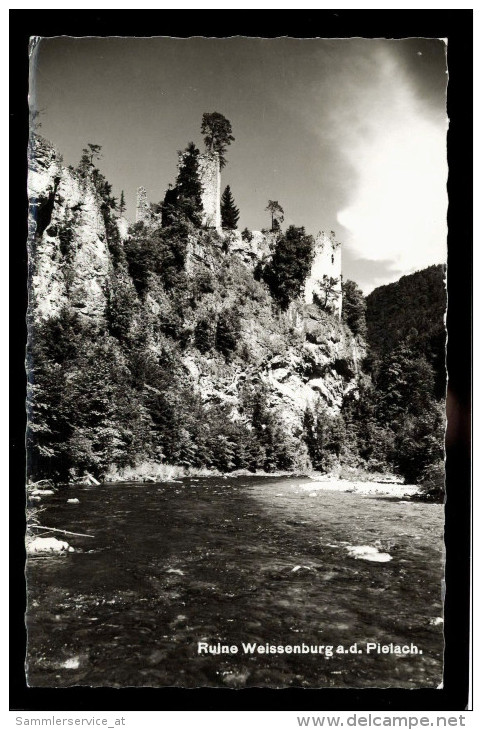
top-left (119, 190), bottom-right (126, 216)
top-left (176, 142), bottom-right (203, 226)
top-left (266, 200), bottom-right (284, 231)
top-left (201, 112), bottom-right (235, 169)
top-left (314, 275), bottom-right (341, 312)
top-left (77, 143), bottom-right (102, 179)
top-left (220, 185), bottom-right (240, 229)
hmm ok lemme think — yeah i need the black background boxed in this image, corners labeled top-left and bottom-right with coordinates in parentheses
top-left (10, 9), bottom-right (473, 713)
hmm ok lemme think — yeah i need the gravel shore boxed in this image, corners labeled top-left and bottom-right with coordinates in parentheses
top-left (298, 478), bottom-right (421, 498)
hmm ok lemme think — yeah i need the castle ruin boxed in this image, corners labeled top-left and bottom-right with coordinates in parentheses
top-left (198, 152), bottom-right (221, 229)
top-left (176, 150), bottom-right (221, 230)
top-left (136, 186), bottom-right (150, 224)
top-left (304, 231), bottom-right (342, 318)
top-left (136, 146), bottom-right (342, 317)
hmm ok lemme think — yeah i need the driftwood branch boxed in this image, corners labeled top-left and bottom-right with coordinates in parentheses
top-left (29, 525), bottom-right (94, 538)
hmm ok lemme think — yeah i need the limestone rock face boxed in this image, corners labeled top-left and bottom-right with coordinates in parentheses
top-left (221, 230), bottom-right (274, 267)
top-left (180, 286), bottom-right (362, 440)
top-left (28, 137), bottom-right (111, 321)
top-left (257, 304), bottom-right (361, 430)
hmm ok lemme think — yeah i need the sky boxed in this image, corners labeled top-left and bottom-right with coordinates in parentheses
top-left (30, 36), bottom-right (448, 293)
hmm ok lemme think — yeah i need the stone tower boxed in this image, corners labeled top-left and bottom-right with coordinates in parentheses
top-left (136, 186), bottom-right (150, 224)
top-left (198, 152), bottom-right (221, 229)
top-left (178, 150), bottom-right (221, 230)
top-left (304, 231), bottom-right (342, 318)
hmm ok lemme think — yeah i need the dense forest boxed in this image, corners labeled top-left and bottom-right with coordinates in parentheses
top-left (27, 126), bottom-right (446, 497)
top-left (366, 265), bottom-right (447, 400)
top-left (358, 265), bottom-right (447, 495)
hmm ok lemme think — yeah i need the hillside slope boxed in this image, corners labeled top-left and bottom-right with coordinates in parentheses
top-left (366, 265), bottom-right (446, 398)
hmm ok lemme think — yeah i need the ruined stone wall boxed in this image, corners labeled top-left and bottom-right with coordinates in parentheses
top-left (198, 152), bottom-right (221, 229)
top-left (136, 186), bottom-right (150, 224)
top-left (304, 231), bottom-right (342, 318)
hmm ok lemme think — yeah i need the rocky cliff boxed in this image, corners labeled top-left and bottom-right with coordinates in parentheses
top-left (27, 137), bottom-right (364, 480)
top-left (28, 137), bottom-right (111, 322)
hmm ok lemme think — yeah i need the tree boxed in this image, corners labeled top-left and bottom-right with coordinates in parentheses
top-left (220, 185), bottom-right (240, 229)
top-left (375, 342), bottom-right (435, 427)
top-left (341, 379), bottom-right (393, 470)
top-left (261, 225), bottom-right (315, 309)
top-left (313, 275), bottom-right (341, 313)
top-left (106, 272), bottom-right (137, 343)
top-left (303, 407), bottom-right (345, 472)
top-left (161, 184), bottom-right (179, 228)
top-left (201, 112), bottom-right (235, 169)
top-left (78, 143), bottom-right (102, 178)
top-left (119, 190), bottom-right (126, 216)
top-left (393, 404), bottom-right (445, 484)
top-left (265, 200), bottom-right (284, 232)
top-left (365, 264), bottom-right (446, 400)
top-left (86, 143), bottom-right (102, 165)
top-left (342, 279), bottom-right (367, 337)
top-left (76, 144), bottom-right (116, 213)
top-left (175, 142), bottom-right (203, 226)
top-left (27, 308), bottom-right (150, 482)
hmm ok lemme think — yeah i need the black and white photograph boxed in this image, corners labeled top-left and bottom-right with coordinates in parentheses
top-left (24, 33), bottom-right (451, 691)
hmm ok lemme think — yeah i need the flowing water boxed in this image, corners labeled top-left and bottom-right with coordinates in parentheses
top-left (26, 476), bottom-right (444, 688)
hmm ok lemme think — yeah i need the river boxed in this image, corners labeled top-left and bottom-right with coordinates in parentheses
top-left (26, 476), bottom-right (444, 688)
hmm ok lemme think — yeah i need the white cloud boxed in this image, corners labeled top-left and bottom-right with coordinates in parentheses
top-left (335, 48), bottom-right (447, 279)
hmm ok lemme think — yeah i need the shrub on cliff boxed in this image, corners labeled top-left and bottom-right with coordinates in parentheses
top-left (215, 307), bottom-right (241, 358)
